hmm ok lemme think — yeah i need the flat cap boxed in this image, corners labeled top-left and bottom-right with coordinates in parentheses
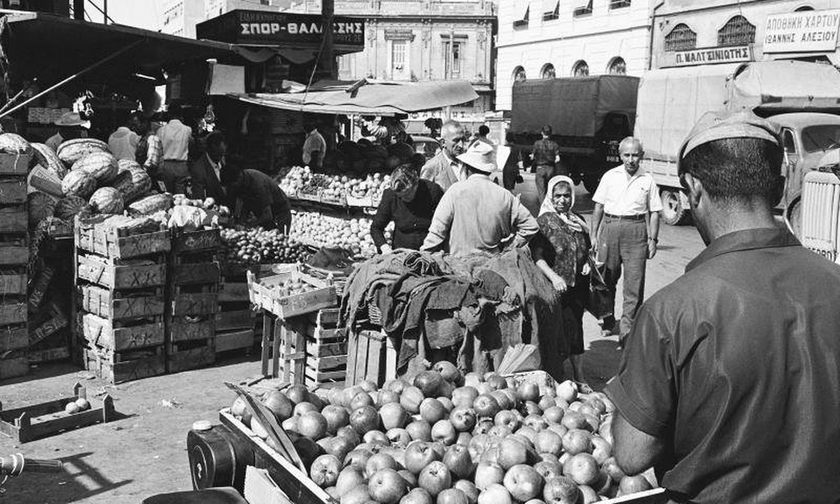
top-left (677, 109), bottom-right (782, 173)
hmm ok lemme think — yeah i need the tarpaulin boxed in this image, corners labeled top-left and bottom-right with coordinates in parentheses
top-left (727, 60), bottom-right (840, 113)
top-left (230, 79), bottom-right (478, 116)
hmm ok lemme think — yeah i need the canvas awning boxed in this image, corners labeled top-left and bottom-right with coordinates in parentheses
top-left (230, 79), bottom-right (479, 116)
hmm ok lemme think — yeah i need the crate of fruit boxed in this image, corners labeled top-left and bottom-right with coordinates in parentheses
top-left (0, 151), bottom-right (32, 176)
top-left (0, 383), bottom-right (115, 443)
top-left (77, 254), bottom-right (167, 290)
top-left (171, 228), bottom-right (221, 254)
top-left (76, 215), bottom-right (170, 259)
top-left (248, 269), bottom-right (337, 319)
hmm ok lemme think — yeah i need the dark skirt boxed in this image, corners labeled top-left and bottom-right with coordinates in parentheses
top-left (560, 274), bottom-right (589, 355)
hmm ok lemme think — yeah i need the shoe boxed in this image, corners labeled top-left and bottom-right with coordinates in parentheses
top-left (601, 316), bottom-right (616, 337)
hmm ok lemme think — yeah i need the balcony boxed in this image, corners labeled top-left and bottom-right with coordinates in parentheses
top-left (609, 0), bottom-right (631, 9)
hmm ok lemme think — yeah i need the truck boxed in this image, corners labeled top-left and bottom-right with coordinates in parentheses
top-left (636, 60), bottom-right (840, 225)
top-left (509, 75), bottom-right (639, 193)
top-left (785, 152), bottom-right (840, 263)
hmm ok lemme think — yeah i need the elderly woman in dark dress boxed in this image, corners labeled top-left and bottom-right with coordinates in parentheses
top-left (370, 164), bottom-right (444, 253)
top-left (532, 175), bottom-right (591, 382)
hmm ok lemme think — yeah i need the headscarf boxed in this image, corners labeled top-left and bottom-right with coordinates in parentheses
top-left (538, 175), bottom-right (588, 233)
top-left (390, 164), bottom-right (419, 194)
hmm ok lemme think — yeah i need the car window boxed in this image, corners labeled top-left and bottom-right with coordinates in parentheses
top-left (782, 129), bottom-right (796, 154)
top-left (801, 124), bottom-right (840, 153)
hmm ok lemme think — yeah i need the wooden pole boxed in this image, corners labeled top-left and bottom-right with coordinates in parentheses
top-left (319, 0), bottom-right (336, 79)
top-left (73, 0), bottom-right (84, 20)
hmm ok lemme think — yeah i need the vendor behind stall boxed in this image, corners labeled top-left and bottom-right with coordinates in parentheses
top-left (371, 164), bottom-right (444, 253)
top-left (221, 164), bottom-right (292, 232)
top-left (190, 131), bottom-right (227, 203)
top-left (46, 112), bottom-right (89, 152)
top-left (422, 142), bottom-right (538, 255)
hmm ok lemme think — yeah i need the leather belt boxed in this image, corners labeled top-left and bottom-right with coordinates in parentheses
top-left (605, 213), bottom-right (645, 221)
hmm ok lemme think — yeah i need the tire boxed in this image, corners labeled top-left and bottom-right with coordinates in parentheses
top-left (582, 173), bottom-right (602, 195)
top-left (784, 194), bottom-right (802, 238)
top-left (661, 189), bottom-right (689, 225)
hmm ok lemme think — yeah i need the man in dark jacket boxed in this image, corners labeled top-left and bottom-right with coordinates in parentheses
top-left (190, 131), bottom-right (227, 203)
top-left (221, 164), bottom-right (292, 232)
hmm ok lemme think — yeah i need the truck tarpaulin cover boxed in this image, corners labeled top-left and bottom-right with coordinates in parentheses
top-left (231, 80), bottom-right (478, 116)
top-left (634, 64), bottom-right (740, 162)
top-left (727, 60), bottom-right (840, 113)
top-left (510, 75), bottom-right (639, 137)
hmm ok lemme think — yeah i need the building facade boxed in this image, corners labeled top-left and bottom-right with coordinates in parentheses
top-left (285, 0), bottom-right (496, 133)
top-left (495, 0), bottom-right (653, 111)
top-left (651, 0), bottom-right (840, 69)
top-left (161, 0), bottom-right (206, 38)
top-left (204, 0), bottom-right (291, 20)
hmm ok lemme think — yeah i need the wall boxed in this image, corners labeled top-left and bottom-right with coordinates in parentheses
top-left (161, 0), bottom-right (206, 38)
top-left (204, 0), bottom-right (290, 20)
top-left (495, 0), bottom-right (654, 110)
top-left (651, 0), bottom-right (840, 68)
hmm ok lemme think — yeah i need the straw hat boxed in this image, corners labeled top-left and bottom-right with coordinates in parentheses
top-left (457, 141), bottom-right (497, 174)
top-left (54, 112), bottom-right (90, 129)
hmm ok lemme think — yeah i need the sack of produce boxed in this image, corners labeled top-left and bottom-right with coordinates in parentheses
top-left (0, 132), bottom-right (32, 154)
top-left (54, 195), bottom-right (88, 220)
top-left (57, 138), bottom-right (109, 166)
top-left (31, 142), bottom-right (67, 179)
top-left (89, 187), bottom-right (125, 215)
top-left (128, 193), bottom-right (173, 216)
top-left (72, 151), bottom-right (118, 185)
top-left (61, 170), bottom-right (96, 199)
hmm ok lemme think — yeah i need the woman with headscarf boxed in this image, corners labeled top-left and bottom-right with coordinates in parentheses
top-left (532, 175), bottom-right (591, 382)
top-left (370, 164), bottom-right (444, 253)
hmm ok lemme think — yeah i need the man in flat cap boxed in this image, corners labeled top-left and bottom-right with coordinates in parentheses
top-left (604, 110), bottom-right (840, 503)
top-left (46, 112), bottom-right (89, 152)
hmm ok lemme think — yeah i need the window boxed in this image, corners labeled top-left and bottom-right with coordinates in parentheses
top-left (609, 0), bottom-right (631, 9)
top-left (608, 57), bottom-right (627, 75)
top-left (718, 15), bottom-right (755, 46)
top-left (572, 60), bottom-right (589, 77)
top-left (573, 0), bottom-right (593, 16)
top-left (513, 66), bottom-right (527, 83)
top-left (392, 40), bottom-right (409, 80)
top-left (443, 41), bottom-right (462, 79)
top-left (543, 0), bottom-right (559, 21)
top-left (541, 64), bottom-right (556, 79)
top-left (782, 129), bottom-right (797, 155)
top-left (514, 6), bottom-right (530, 28)
top-left (795, 6), bottom-right (815, 11)
top-left (665, 23), bottom-right (697, 52)
top-left (801, 125), bottom-right (840, 153)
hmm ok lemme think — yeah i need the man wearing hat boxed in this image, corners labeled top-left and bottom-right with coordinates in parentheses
top-left (604, 110), bottom-right (840, 503)
top-left (46, 112), bottom-right (89, 152)
top-left (421, 141), bottom-right (537, 255)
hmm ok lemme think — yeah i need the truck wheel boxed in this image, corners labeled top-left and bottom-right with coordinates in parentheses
top-left (583, 174), bottom-right (601, 194)
top-left (661, 189), bottom-right (689, 225)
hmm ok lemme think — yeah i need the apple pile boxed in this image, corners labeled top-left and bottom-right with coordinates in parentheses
top-left (280, 166), bottom-right (391, 205)
top-left (228, 362), bottom-right (656, 504)
top-left (289, 211), bottom-right (384, 258)
top-left (220, 226), bottom-right (311, 265)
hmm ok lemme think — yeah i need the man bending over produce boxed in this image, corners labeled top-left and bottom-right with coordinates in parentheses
top-left (221, 164), bottom-right (292, 233)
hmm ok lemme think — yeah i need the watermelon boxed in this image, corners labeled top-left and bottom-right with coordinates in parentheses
top-left (72, 151), bottom-right (118, 185)
top-left (61, 170), bottom-right (96, 199)
top-left (57, 138), bottom-right (109, 166)
top-left (89, 187), bottom-right (125, 215)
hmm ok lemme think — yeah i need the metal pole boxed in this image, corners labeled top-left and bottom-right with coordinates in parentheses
top-left (0, 40), bottom-right (144, 120)
top-left (320, 0), bottom-right (336, 79)
top-left (103, 0), bottom-right (108, 24)
top-left (73, 0), bottom-right (84, 20)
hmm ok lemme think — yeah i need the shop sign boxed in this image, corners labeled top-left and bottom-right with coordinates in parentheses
top-left (662, 45), bottom-right (753, 67)
top-left (197, 9), bottom-right (364, 48)
top-left (764, 9), bottom-right (840, 53)
top-left (385, 29), bottom-right (415, 41)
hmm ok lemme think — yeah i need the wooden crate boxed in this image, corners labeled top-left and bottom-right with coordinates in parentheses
top-left (171, 228), bottom-right (221, 254)
top-left (171, 292), bottom-right (219, 316)
top-left (0, 241), bottom-right (28, 266)
top-left (79, 285), bottom-right (165, 321)
top-left (84, 345), bottom-right (165, 384)
top-left (0, 325), bottom-right (27, 352)
top-left (170, 260), bottom-right (221, 285)
top-left (28, 266), bottom-right (54, 311)
top-left (0, 205), bottom-right (26, 234)
top-left (0, 353), bottom-right (28, 380)
top-left (0, 152), bottom-right (33, 176)
top-left (168, 317), bottom-right (215, 343)
top-left (167, 337), bottom-right (215, 373)
top-left (0, 383), bottom-right (114, 443)
top-left (77, 254), bottom-right (167, 290)
top-left (0, 271), bottom-right (26, 296)
top-left (76, 224), bottom-right (170, 259)
top-left (345, 330), bottom-right (397, 387)
top-left (215, 329), bottom-right (254, 353)
top-left (81, 313), bottom-right (165, 352)
top-left (28, 304), bottom-right (68, 348)
top-left (0, 178), bottom-right (27, 204)
top-left (248, 270), bottom-right (337, 319)
top-left (0, 301), bottom-right (27, 327)
top-left (28, 346), bottom-right (70, 364)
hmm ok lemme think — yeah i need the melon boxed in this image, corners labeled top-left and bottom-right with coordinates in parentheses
top-left (72, 151), bottom-right (118, 185)
top-left (112, 166), bottom-right (152, 203)
top-left (0, 133), bottom-right (32, 154)
top-left (118, 159), bottom-right (142, 171)
top-left (54, 195), bottom-right (87, 219)
top-left (89, 187), bottom-right (124, 215)
top-left (28, 192), bottom-right (56, 228)
top-left (128, 193), bottom-right (173, 215)
top-left (31, 142), bottom-right (67, 179)
top-left (61, 170), bottom-right (96, 199)
top-left (57, 138), bottom-right (109, 166)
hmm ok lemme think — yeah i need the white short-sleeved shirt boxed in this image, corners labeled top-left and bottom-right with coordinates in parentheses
top-left (592, 165), bottom-right (663, 215)
top-left (158, 119), bottom-right (192, 161)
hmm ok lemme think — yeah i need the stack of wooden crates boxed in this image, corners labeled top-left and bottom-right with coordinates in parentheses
top-left (75, 220), bottom-right (169, 383)
top-left (216, 265), bottom-right (260, 356)
top-left (0, 152), bottom-right (31, 379)
top-left (166, 229), bottom-right (220, 373)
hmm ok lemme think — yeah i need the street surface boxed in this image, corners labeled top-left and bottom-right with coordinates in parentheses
top-left (0, 173), bottom-right (705, 503)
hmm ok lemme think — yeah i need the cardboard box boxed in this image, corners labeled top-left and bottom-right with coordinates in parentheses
top-left (244, 466), bottom-right (294, 504)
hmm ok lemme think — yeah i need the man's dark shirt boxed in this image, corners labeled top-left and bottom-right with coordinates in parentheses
top-left (605, 228), bottom-right (840, 504)
top-left (370, 179), bottom-right (444, 251)
top-left (236, 169), bottom-right (291, 228)
top-left (532, 138), bottom-right (560, 167)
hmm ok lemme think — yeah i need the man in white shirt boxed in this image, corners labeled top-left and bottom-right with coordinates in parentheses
top-left (108, 122), bottom-right (140, 160)
top-left (157, 102), bottom-right (193, 194)
top-left (302, 124), bottom-right (326, 169)
top-left (590, 137), bottom-right (663, 346)
top-left (420, 120), bottom-right (468, 192)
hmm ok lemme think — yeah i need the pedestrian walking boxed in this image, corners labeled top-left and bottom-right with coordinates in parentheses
top-left (605, 109), bottom-right (840, 504)
top-left (532, 125), bottom-right (561, 202)
top-left (589, 137), bottom-right (662, 346)
top-left (157, 102), bottom-right (193, 194)
top-left (108, 120), bottom-right (140, 161)
top-left (532, 175), bottom-right (591, 383)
